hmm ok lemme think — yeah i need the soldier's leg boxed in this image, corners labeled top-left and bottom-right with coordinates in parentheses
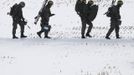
top-left (81, 17), bottom-right (86, 38)
top-left (44, 25), bottom-right (51, 39)
top-left (86, 21), bottom-right (93, 37)
top-left (106, 21), bottom-right (115, 38)
top-left (44, 31), bottom-right (49, 38)
top-left (106, 27), bottom-right (114, 37)
top-left (40, 23), bottom-right (45, 33)
top-left (19, 22), bottom-right (27, 38)
top-left (115, 25), bottom-right (120, 38)
top-left (37, 23), bottom-right (44, 38)
top-left (12, 21), bottom-right (18, 38)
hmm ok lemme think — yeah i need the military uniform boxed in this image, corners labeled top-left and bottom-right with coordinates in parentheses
top-left (75, 0), bottom-right (95, 38)
top-left (106, 0), bottom-right (123, 39)
top-left (11, 2), bottom-right (27, 39)
top-left (37, 1), bottom-right (54, 39)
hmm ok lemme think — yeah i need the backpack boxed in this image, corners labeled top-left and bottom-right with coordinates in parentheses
top-left (106, 5), bottom-right (118, 18)
top-left (106, 6), bottom-right (113, 17)
top-left (88, 5), bottom-right (98, 21)
top-left (10, 3), bottom-right (18, 16)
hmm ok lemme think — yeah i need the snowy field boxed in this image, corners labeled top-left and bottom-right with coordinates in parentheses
top-left (0, 0), bottom-right (134, 75)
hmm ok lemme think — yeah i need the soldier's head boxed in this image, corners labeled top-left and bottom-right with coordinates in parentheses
top-left (19, 1), bottom-right (25, 8)
top-left (47, 1), bottom-right (54, 8)
top-left (88, 0), bottom-right (94, 5)
top-left (81, 0), bottom-right (86, 4)
top-left (117, 0), bottom-right (123, 7)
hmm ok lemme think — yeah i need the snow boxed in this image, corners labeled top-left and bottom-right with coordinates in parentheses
top-left (0, 0), bottom-right (134, 75)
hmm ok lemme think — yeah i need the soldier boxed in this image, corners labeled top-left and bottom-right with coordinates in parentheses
top-left (9, 1), bottom-right (27, 39)
top-left (105, 0), bottom-right (123, 39)
top-left (86, 0), bottom-right (95, 37)
top-left (75, 0), bottom-right (87, 39)
top-left (75, 0), bottom-right (97, 39)
top-left (37, 1), bottom-right (55, 39)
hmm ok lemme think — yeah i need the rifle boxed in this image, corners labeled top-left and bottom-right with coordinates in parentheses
top-left (111, 0), bottom-right (116, 6)
top-left (34, 0), bottom-right (48, 25)
top-left (104, 0), bottom-right (116, 15)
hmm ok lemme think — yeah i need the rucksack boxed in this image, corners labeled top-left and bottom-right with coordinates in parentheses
top-left (106, 5), bottom-right (118, 18)
top-left (10, 3), bottom-right (18, 16)
top-left (88, 5), bottom-right (98, 21)
top-left (106, 6), bottom-right (113, 17)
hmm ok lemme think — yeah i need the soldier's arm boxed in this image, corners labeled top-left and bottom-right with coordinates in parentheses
top-left (49, 9), bottom-right (55, 17)
top-left (75, 0), bottom-right (80, 15)
top-left (21, 10), bottom-right (25, 21)
top-left (75, 0), bottom-right (79, 12)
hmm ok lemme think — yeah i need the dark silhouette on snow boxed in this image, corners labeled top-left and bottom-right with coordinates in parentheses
top-left (36, 1), bottom-right (55, 39)
top-left (105, 0), bottom-right (123, 39)
top-left (75, 0), bottom-right (98, 39)
top-left (9, 1), bottom-right (27, 39)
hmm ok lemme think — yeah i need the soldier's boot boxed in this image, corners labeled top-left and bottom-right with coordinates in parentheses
top-left (44, 36), bottom-right (51, 39)
top-left (21, 35), bottom-right (27, 38)
top-left (12, 32), bottom-right (18, 39)
top-left (86, 33), bottom-right (92, 38)
top-left (105, 36), bottom-right (110, 40)
top-left (81, 34), bottom-right (86, 39)
top-left (21, 33), bottom-right (27, 38)
top-left (37, 32), bottom-right (42, 38)
top-left (44, 31), bottom-right (51, 39)
top-left (13, 35), bottom-right (18, 39)
top-left (116, 36), bottom-right (121, 39)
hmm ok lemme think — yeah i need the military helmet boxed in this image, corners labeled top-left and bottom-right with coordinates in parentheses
top-left (19, 1), bottom-right (25, 7)
top-left (117, 0), bottom-right (123, 5)
top-left (48, 1), bottom-right (53, 5)
top-left (88, 0), bottom-right (94, 5)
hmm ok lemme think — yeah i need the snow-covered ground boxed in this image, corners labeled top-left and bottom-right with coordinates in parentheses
top-left (0, 0), bottom-right (134, 75)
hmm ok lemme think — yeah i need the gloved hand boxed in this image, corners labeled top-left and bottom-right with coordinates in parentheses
top-left (34, 21), bottom-right (37, 25)
top-left (118, 20), bottom-right (122, 25)
top-left (50, 14), bottom-right (55, 16)
top-left (77, 12), bottom-right (80, 15)
top-left (22, 18), bottom-right (25, 21)
top-left (34, 16), bottom-right (38, 19)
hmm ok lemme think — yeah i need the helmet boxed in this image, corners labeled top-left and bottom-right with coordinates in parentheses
top-left (48, 1), bottom-right (53, 5)
top-left (82, 0), bottom-right (86, 3)
top-left (117, 0), bottom-right (123, 5)
top-left (88, 0), bottom-right (94, 5)
top-left (19, 1), bottom-right (25, 7)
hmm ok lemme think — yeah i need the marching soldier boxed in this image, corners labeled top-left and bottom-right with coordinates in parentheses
top-left (105, 0), bottom-right (123, 39)
top-left (75, 0), bottom-right (98, 39)
top-left (36, 1), bottom-right (55, 39)
top-left (9, 1), bottom-right (27, 39)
